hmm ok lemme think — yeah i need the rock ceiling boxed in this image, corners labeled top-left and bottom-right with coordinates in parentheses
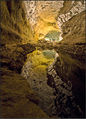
top-left (24, 1), bottom-right (85, 40)
top-left (24, 1), bottom-right (64, 40)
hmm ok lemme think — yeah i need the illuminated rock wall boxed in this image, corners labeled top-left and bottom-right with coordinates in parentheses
top-left (24, 1), bottom-right (85, 41)
top-left (24, 1), bottom-right (64, 40)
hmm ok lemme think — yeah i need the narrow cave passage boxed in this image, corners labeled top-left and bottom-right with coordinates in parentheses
top-left (21, 2), bottom-right (64, 115)
top-left (21, 1), bottom-right (85, 118)
top-left (0, 0), bottom-right (85, 118)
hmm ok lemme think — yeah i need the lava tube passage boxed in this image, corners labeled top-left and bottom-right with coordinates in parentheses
top-left (0, 0), bottom-right (85, 118)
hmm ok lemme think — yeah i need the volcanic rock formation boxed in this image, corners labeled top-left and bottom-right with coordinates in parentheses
top-left (0, 1), bottom-right (48, 118)
top-left (0, 0), bottom-right (85, 118)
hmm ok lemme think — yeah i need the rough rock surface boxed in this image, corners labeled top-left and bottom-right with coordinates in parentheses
top-left (0, 43), bottom-right (35, 73)
top-left (57, 1), bottom-right (85, 27)
top-left (53, 48), bottom-right (85, 117)
top-left (24, 1), bottom-right (85, 41)
top-left (21, 50), bottom-right (57, 117)
top-left (24, 1), bottom-right (64, 40)
top-left (0, 67), bottom-right (48, 118)
top-left (0, 1), bottom-right (48, 118)
top-left (53, 1), bottom-right (85, 117)
top-left (0, 0), bottom-right (85, 118)
top-left (47, 59), bottom-right (84, 118)
top-left (24, 0), bottom-right (85, 117)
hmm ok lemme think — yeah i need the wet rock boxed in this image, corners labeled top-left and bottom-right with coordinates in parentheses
top-left (0, 1), bottom-right (48, 118)
top-left (47, 61), bottom-right (83, 118)
top-left (0, 0), bottom-right (85, 118)
top-left (21, 49), bottom-right (59, 117)
top-left (0, 67), bottom-right (48, 118)
top-left (54, 53), bottom-right (85, 117)
top-left (53, 3), bottom-right (85, 117)
top-left (0, 44), bottom-right (35, 73)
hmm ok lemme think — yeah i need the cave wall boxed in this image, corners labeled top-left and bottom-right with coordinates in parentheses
top-left (0, 0), bottom-right (34, 44)
top-left (54, 1), bottom-right (85, 117)
top-left (0, 0), bottom-right (36, 73)
top-left (0, 1), bottom-right (48, 118)
top-left (0, 0), bottom-right (85, 118)
top-left (57, 1), bottom-right (85, 44)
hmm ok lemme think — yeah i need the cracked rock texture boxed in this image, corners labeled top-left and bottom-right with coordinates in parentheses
top-left (57, 1), bottom-right (85, 27)
top-left (24, 1), bottom-right (64, 40)
top-left (0, 1), bottom-right (48, 118)
top-left (0, 0), bottom-right (85, 118)
top-left (24, 1), bottom-right (85, 41)
top-left (47, 59), bottom-right (84, 118)
top-left (52, 1), bottom-right (85, 117)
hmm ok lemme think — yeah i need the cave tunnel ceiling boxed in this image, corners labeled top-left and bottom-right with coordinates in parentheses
top-left (24, 1), bottom-right (63, 40)
top-left (0, 0), bottom-right (85, 118)
top-left (24, 1), bottom-right (85, 42)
